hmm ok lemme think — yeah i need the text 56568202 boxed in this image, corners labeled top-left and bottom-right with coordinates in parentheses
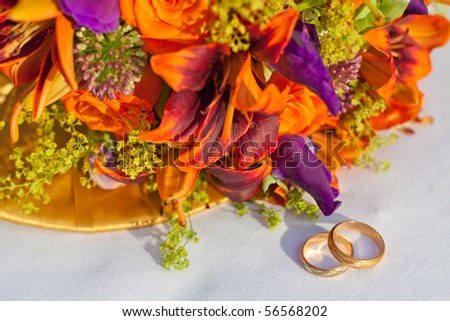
top-left (263, 305), bottom-right (327, 317)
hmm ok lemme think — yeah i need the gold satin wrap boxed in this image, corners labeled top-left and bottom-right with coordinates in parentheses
top-left (0, 76), bottom-right (227, 232)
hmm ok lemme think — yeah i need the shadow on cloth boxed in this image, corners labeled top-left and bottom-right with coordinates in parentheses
top-left (280, 211), bottom-right (350, 270)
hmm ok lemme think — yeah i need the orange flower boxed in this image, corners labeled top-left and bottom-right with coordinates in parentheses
top-left (269, 73), bottom-right (337, 136)
top-left (5, 0), bottom-right (78, 90)
top-left (370, 82), bottom-right (423, 130)
top-left (119, 0), bottom-right (209, 54)
top-left (365, 15), bottom-right (450, 129)
top-left (62, 91), bottom-right (154, 136)
top-left (1, 0), bottom-right (81, 136)
top-left (396, 14), bottom-right (450, 51)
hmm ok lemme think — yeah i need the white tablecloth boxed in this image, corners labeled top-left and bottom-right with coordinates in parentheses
top-left (1, 38), bottom-right (450, 302)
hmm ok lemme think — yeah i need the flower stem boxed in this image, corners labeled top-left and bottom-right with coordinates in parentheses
top-left (362, 0), bottom-right (386, 27)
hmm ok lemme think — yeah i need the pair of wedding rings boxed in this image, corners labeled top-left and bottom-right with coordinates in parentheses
top-left (300, 221), bottom-right (385, 277)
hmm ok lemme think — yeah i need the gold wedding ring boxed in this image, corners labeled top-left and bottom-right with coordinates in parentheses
top-left (328, 220), bottom-right (385, 269)
top-left (301, 232), bottom-right (353, 277)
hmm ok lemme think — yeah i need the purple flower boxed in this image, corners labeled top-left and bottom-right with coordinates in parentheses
top-left (268, 22), bottom-right (341, 116)
top-left (59, 0), bottom-right (120, 33)
top-left (271, 135), bottom-right (341, 216)
top-left (88, 155), bottom-right (124, 190)
top-left (403, 0), bottom-right (428, 16)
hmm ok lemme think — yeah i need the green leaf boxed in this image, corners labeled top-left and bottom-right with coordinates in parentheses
top-left (263, 64), bottom-right (274, 82)
top-left (354, 0), bottom-right (409, 34)
top-left (262, 175), bottom-right (277, 193)
top-left (379, 0), bottom-right (409, 22)
top-left (261, 174), bottom-right (288, 194)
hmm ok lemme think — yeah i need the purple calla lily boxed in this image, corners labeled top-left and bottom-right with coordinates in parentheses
top-left (271, 135), bottom-right (341, 216)
top-left (268, 21), bottom-right (341, 116)
top-left (403, 0), bottom-right (428, 16)
top-left (59, 0), bottom-right (120, 33)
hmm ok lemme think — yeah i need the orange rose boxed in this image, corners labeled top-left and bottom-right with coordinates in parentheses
top-left (120, 0), bottom-right (209, 53)
top-left (62, 91), bottom-right (154, 136)
top-left (270, 73), bottom-right (337, 136)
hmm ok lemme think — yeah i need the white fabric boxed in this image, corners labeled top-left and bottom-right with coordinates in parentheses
top-left (1, 42), bottom-right (450, 302)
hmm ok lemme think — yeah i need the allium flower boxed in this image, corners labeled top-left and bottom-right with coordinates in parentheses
top-left (73, 24), bottom-right (148, 101)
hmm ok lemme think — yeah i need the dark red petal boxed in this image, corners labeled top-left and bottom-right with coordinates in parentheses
top-left (138, 89), bottom-right (210, 144)
top-left (206, 160), bottom-right (272, 202)
top-left (33, 49), bottom-right (57, 121)
top-left (176, 93), bottom-right (228, 169)
top-left (150, 43), bottom-right (220, 92)
top-left (237, 113), bottom-right (279, 167)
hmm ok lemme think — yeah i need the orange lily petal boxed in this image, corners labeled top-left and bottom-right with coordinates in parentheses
top-left (10, 101), bottom-right (22, 143)
top-left (371, 82), bottom-right (423, 130)
top-left (150, 43), bottom-right (220, 92)
top-left (397, 15), bottom-right (450, 51)
top-left (251, 8), bottom-right (299, 63)
top-left (10, 69), bottom-right (71, 142)
top-left (9, 82), bottom-right (35, 143)
top-left (363, 27), bottom-right (391, 60)
top-left (360, 46), bottom-right (395, 91)
top-left (55, 14), bottom-right (78, 90)
top-left (354, 0), bottom-right (363, 7)
top-left (399, 42), bottom-right (431, 82)
top-left (8, 0), bottom-right (61, 22)
top-left (35, 70), bottom-right (71, 107)
top-left (232, 55), bottom-right (284, 114)
top-left (156, 150), bottom-right (200, 201)
top-left (33, 50), bottom-right (58, 121)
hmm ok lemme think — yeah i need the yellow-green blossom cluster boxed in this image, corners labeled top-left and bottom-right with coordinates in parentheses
top-left (260, 202), bottom-right (282, 230)
top-left (0, 105), bottom-right (94, 214)
top-left (235, 202), bottom-right (249, 217)
top-left (115, 130), bottom-right (162, 180)
top-left (208, 0), bottom-right (283, 53)
top-left (286, 188), bottom-right (320, 220)
top-left (343, 80), bottom-right (387, 134)
top-left (355, 133), bottom-right (398, 172)
top-left (160, 215), bottom-right (199, 271)
top-left (183, 175), bottom-right (210, 213)
top-left (318, 0), bottom-right (365, 66)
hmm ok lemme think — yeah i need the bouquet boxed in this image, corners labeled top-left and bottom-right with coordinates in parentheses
top-left (0, 0), bottom-right (449, 269)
